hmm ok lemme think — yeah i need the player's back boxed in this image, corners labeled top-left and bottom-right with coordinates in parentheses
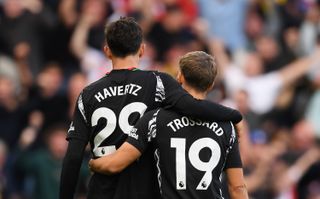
top-left (150, 109), bottom-right (238, 199)
top-left (68, 69), bottom-right (163, 198)
top-left (83, 69), bottom-right (160, 152)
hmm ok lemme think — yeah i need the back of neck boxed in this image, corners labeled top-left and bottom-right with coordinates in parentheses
top-left (183, 84), bottom-right (207, 100)
top-left (112, 55), bottom-right (139, 70)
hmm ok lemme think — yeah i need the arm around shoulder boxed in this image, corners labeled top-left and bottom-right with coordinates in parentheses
top-left (89, 142), bottom-right (142, 175)
top-left (159, 72), bottom-right (243, 123)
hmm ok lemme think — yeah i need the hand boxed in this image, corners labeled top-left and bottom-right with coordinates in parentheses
top-left (19, 126), bottom-right (38, 149)
top-left (88, 159), bottom-right (94, 171)
top-left (88, 156), bottom-right (116, 175)
top-left (29, 110), bottom-right (44, 129)
top-left (88, 158), bottom-right (100, 172)
top-left (191, 18), bottom-right (209, 38)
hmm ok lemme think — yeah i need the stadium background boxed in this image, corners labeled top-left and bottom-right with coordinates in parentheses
top-left (0, 0), bottom-right (320, 198)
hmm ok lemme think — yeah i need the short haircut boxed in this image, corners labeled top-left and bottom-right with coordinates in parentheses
top-left (104, 17), bottom-right (143, 57)
top-left (179, 51), bottom-right (217, 92)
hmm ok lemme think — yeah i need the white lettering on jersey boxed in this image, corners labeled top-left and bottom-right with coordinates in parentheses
top-left (95, 92), bottom-right (104, 103)
top-left (167, 116), bottom-right (224, 136)
top-left (94, 84), bottom-right (142, 102)
top-left (131, 84), bottom-right (142, 96)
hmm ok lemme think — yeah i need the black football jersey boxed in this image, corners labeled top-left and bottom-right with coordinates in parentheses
top-left (127, 108), bottom-right (242, 199)
top-left (65, 68), bottom-right (242, 199)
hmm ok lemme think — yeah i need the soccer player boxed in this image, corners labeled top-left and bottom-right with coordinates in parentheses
top-left (60, 17), bottom-right (242, 199)
top-left (89, 51), bottom-right (248, 199)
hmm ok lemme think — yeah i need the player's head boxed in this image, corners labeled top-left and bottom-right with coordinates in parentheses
top-left (177, 51), bottom-right (217, 97)
top-left (104, 17), bottom-right (144, 58)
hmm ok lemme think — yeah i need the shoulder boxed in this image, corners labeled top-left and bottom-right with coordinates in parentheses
top-left (74, 76), bottom-right (108, 106)
top-left (137, 108), bottom-right (168, 129)
top-left (216, 121), bottom-right (236, 138)
top-left (136, 70), bottom-right (172, 79)
top-left (154, 71), bottom-right (173, 79)
top-left (84, 75), bottom-right (108, 91)
top-left (140, 108), bottom-right (163, 122)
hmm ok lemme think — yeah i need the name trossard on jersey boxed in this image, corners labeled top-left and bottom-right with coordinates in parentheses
top-left (127, 109), bottom-right (243, 199)
top-left (67, 69), bottom-right (180, 199)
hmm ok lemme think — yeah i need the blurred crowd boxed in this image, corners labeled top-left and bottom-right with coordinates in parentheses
top-left (0, 0), bottom-right (320, 198)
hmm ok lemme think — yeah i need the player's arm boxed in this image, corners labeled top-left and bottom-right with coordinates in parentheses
top-left (225, 123), bottom-right (249, 199)
top-left (89, 142), bottom-right (141, 174)
top-left (60, 93), bottom-right (90, 199)
top-left (89, 111), bottom-right (155, 175)
top-left (158, 73), bottom-right (242, 123)
top-left (60, 138), bottom-right (87, 199)
top-left (226, 168), bottom-right (248, 199)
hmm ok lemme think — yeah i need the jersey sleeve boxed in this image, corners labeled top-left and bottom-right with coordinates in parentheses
top-left (157, 72), bottom-right (242, 123)
top-left (60, 91), bottom-right (90, 199)
top-left (225, 123), bottom-right (242, 169)
top-left (60, 139), bottom-right (87, 199)
top-left (126, 110), bottom-right (159, 153)
top-left (67, 92), bottom-right (91, 142)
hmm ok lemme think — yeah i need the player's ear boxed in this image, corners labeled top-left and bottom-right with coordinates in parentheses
top-left (138, 43), bottom-right (145, 58)
top-left (104, 45), bottom-right (112, 59)
top-left (176, 71), bottom-right (183, 85)
top-left (207, 81), bottom-right (215, 92)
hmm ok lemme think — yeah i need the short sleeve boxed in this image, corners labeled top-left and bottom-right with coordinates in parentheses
top-left (126, 110), bottom-right (159, 153)
top-left (225, 123), bottom-right (242, 169)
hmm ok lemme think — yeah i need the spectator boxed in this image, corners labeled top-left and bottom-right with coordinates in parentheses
top-left (69, 7), bottom-right (112, 83)
top-left (0, 56), bottom-right (29, 149)
top-left (210, 39), bottom-right (320, 115)
top-left (28, 63), bottom-right (69, 139)
top-left (0, 0), bottom-right (319, 197)
top-left (14, 124), bottom-right (89, 199)
top-left (272, 120), bottom-right (320, 198)
top-left (0, 0), bottom-right (57, 75)
top-left (255, 34), bottom-right (296, 73)
top-left (197, 0), bottom-right (249, 52)
top-left (299, 4), bottom-right (320, 56)
top-left (146, 4), bottom-right (197, 62)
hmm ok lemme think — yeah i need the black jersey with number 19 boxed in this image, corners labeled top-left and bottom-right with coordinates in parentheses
top-left (127, 108), bottom-right (242, 199)
top-left (62, 68), bottom-right (242, 199)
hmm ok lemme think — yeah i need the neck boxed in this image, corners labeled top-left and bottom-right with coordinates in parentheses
top-left (112, 55), bottom-right (140, 70)
top-left (183, 84), bottom-right (206, 100)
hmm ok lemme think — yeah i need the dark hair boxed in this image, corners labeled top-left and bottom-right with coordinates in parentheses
top-left (104, 17), bottom-right (143, 57)
top-left (179, 51), bottom-right (217, 92)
